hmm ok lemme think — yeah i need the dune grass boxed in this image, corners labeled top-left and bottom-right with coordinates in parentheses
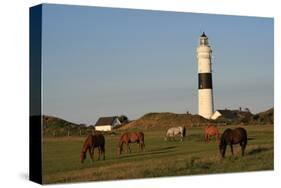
top-left (42, 125), bottom-right (273, 184)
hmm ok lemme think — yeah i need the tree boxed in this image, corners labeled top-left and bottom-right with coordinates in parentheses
top-left (118, 115), bottom-right (129, 123)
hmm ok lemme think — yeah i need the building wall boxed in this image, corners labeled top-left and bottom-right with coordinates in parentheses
top-left (95, 125), bottom-right (112, 131)
top-left (197, 46), bottom-right (212, 73)
top-left (112, 118), bottom-right (121, 127)
top-left (198, 89), bottom-right (214, 119)
top-left (197, 39), bottom-right (214, 119)
top-left (211, 111), bottom-right (222, 120)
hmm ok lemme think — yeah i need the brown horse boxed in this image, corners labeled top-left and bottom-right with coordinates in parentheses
top-left (80, 133), bottom-right (105, 163)
top-left (117, 132), bottom-right (145, 155)
top-left (204, 125), bottom-right (220, 144)
top-left (219, 127), bottom-right (247, 158)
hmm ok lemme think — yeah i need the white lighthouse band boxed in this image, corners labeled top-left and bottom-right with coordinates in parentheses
top-left (197, 32), bottom-right (214, 119)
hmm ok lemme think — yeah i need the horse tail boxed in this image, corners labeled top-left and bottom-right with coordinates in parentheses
top-left (183, 126), bottom-right (186, 137)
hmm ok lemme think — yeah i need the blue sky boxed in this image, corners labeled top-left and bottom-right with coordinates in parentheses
top-left (41, 4), bottom-right (273, 125)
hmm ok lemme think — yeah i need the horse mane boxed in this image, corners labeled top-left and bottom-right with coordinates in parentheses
top-left (220, 128), bottom-right (232, 145)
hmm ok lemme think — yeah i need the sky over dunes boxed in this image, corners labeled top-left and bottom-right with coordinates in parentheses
top-left (41, 4), bottom-right (274, 124)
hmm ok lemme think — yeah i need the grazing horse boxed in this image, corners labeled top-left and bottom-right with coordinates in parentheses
top-left (165, 126), bottom-right (186, 142)
top-left (117, 132), bottom-right (145, 155)
top-left (219, 127), bottom-right (247, 158)
top-left (204, 125), bottom-right (220, 144)
top-left (80, 133), bottom-right (105, 163)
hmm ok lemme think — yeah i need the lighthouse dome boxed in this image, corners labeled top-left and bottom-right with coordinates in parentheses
top-left (201, 32), bottom-right (207, 38)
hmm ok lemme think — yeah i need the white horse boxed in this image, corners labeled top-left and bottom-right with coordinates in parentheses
top-left (165, 126), bottom-right (186, 142)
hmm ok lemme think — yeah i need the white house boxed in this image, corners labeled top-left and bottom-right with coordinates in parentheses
top-left (95, 116), bottom-right (121, 131)
top-left (211, 110), bottom-right (237, 120)
top-left (211, 111), bottom-right (223, 120)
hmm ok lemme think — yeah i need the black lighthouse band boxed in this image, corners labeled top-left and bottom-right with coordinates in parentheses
top-left (198, 73), bottom-right (213, 89)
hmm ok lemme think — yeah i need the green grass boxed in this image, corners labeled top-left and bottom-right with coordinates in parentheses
top-left (42, 125), bottom-right (273, 184)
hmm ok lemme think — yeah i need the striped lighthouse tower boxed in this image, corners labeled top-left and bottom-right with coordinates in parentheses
top-left (197, 32), bottom-right (214, 119)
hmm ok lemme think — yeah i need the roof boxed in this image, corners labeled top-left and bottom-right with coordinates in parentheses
top-left (217, 110), bottom-right (238, 120)
top-left (95, 116), bottom-right (118, 126)
top-left (235, 110), bottom-right (252, 118)
top-left (201, 32), bottom-right (207, 37)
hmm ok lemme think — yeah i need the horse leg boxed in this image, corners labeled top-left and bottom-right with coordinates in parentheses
top-left (102, 146), bottom-right (105, 160)
top-left (126, 143), bottom-right (129, 153)
top-left (126, 143), bottom-right (131, 153)
top-left (138, 142), bottom-right (141, 152)
top-left (205, 133), bottom-right (208, 143)
top-left (89, 147), bottom-right (94, 162)
top-left (206, 134), bottom-right (210, 143)
top-left (140, 142), bottom-right (144, 152)
top-left (230, 144), bottom-right (234, 156)
top-left (216, 134), bottom-right (220, 145)
top-left (128, 144), bottom-right (132, 153)
top-left (241, 142), bottom-right (246, 156)
top-left (140, 143), bottom-right (143, 151)
top-left (222, 145), bottom-right (227, 158)
top-left (98, 147), bottom-right (101, 160)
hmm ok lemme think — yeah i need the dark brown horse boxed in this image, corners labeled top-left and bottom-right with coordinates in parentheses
top-left (117, 132), bottom-right (145, 155)
top-left (204, 125), bottom-right (220, 144)
top-left (219, 127), bottom-right (247, 158)
top-left (80, 133), bottom-right (105, 163)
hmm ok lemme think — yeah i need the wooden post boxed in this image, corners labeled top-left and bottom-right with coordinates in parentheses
top-left (110, 134), bottom-right (112, 160)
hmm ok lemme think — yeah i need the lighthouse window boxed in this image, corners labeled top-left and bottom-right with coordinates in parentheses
top-left (200, 38), bottom-right (208, 45)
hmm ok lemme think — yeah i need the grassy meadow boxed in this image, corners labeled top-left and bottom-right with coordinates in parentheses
top-left (43, 125), bottom-right (273, 184)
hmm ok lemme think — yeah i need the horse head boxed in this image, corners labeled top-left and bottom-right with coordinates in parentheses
top-left (80, 151), bottom-right (86, 163)
top-left (218, 138), bottom-right (226, 158)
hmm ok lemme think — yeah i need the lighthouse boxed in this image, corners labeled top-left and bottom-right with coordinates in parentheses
top-left (197, 32), bottom-right (214, 119)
